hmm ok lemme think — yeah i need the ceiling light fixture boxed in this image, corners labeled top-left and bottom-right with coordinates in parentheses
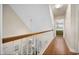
top-left (55, 4), bottom-right (63, 8)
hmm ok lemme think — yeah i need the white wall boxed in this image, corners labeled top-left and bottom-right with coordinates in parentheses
top-left (78, 8), bottom-right (79, 52)
top-left (10, 4), bottom-right (53, 32)
top-left (3, 5), bottom-right (30, 37)
top-left (64, 4), bottom-right (79, 52)
top-left (49, 5), bottom-right (56, 37)
top-left (71, 5), bottom-right (79, 52)
top-left (64, 5), bottom-right (73, 49)
top-left (0, 4), bottom-right (2, 55)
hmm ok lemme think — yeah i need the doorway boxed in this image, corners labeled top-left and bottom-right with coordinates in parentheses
top-left (55, 19), bottom-right (64, 36)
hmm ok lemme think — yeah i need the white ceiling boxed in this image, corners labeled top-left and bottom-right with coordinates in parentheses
top-left (52, 4), bottom-right (67, 19)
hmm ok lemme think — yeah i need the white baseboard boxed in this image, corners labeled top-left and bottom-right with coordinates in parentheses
top-left (64, 37), bottom-right (76, 52)
top-left (39, 37), bottom-right (55, 55)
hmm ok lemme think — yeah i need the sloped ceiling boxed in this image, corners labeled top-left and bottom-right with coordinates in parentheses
top-left (9, 4), bottom-right (53, 32)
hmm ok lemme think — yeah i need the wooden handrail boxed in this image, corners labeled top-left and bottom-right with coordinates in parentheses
top-left (2, 29), bottom-right (53, 43)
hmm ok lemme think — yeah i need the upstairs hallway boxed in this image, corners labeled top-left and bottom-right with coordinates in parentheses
top-left (43, 36), bottom-right (79, 55)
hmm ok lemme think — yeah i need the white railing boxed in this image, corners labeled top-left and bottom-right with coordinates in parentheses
top-left (3, 29), bottom-right (53, 55)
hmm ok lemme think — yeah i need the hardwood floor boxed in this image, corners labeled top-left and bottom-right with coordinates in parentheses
top-left (43, 36), bottom-right (79, 55)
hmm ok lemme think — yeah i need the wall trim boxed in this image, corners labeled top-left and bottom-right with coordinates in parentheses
top-left (39, 36), bottom-right (55, 55)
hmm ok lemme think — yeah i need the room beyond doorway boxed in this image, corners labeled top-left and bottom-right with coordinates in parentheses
top-left (55, 19), bottom-right (64, 36)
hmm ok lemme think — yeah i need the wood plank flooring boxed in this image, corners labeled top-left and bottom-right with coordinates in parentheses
top-left (43, 36), bottom-right (79, 55)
